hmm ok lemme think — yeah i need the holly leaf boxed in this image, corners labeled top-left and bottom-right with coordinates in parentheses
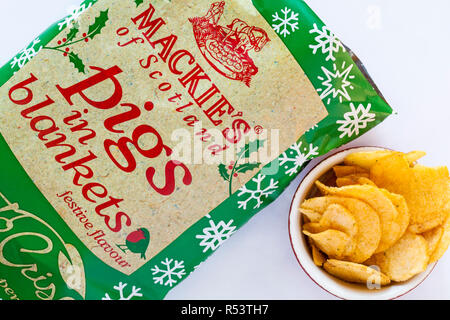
top-left (237, 139), bottom-right (266, 159)
top-left (68, 52), bottom-right (86, 73)
top-left (235, 162), bottom-right (261, 174)
top-left (134, 0), bottom-right (144, 6)
top-left (66, 23), bottom-right (79, 42)
top-left (87, 10), bottom-right (109, 40)
top-left (218, 164), bottom-right (230, 182)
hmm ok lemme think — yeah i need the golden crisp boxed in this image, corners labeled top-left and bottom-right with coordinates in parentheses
top-left (300, 196), bottom-right (330, 214)
top-left (303, 204), bottom-right (358, 260)
top-left (335, 174), bottom-right (370, 187)
top-left (320, 204), bottom-right (358, 238)
top-left (315, 182), bottom-right (401, 253)
top-left (336, 177), bottom-right (356, 188)
top-left (428, 210), bottom-right (450, 264)
top-left (301, 196), bottom-right (380, 263)
top-left (311, 244), bottom-right (327, 267)
top-left (303, 222), bottom-right (326, 234)
top-left (343, 150), bottom-right (425, 171)
top-left (299, 208), bottom-right (322, 223)
top-left (405, 151), bottom-right (427, 165)
top-left (365, 232), bottom-right (429, 282)
top-left (355, 177), bottom-right (377, 187)
top-left (303, 230), bottom-right (353, 260)
top-left (343, 150), bottom-right (396, 170)
top-left (336, 175), bottom-right (377, 188)
top-left (422, 226), bottom-right (444, 257)
top-left (370, 154), bottom-right (449, 233)
top-left (324, 259), bottom-right (390, 286)
top-left (380, 189), bottom-right (410, 244)
top-left (333, 165), bottom-right (368, 178)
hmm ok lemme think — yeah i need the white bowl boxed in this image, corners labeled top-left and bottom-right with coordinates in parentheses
top-left (288, 146), bottom-right (437, 300)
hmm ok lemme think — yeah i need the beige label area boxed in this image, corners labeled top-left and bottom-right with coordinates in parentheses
top-left (0, 0), bottom-right (327, 274)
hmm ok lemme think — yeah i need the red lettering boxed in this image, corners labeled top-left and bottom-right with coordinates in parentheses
top-left (29, 115), bottom-right (59, 141)
top-left (150, 34), bottom-right (177, 62)
top-left (179, 64), bottom-right (210, 97)
top-left (56, 65), bottom-right (123, 110)
top-left (82, 182), bottom-right (108, 203)
top-left (132, 3), bottom-right (166, 42)
top-left (168, 50), bottom-right (195, 75)
top-left (44, 133), bottom-right (77, 164)
top-left (139, 54), bottom-right (158, 69)
top-left (158, 82), bottom-right (171, 91)
top-left (146, 160), bottom-right (192, 196)
top-left (61, 151), bottom-right (98, 186)
top-left (176, 102), bottom-right (193, 112)
top-left (183, 115), bottom-right (199, 127)
top-left (168, 93), bottom-right (182, 102)
top-left (223, 119), bottom-right (251, 144)
top-left (94, 197), bottom-right (131, 233)
top-left (203, 96), bottom-right (234, 127)
top-left (208, 144), bottom-right (229, 155)
top-left (149, 71), bottom-right (163, 79)
top-left (69, 120), bottom-right (96, 146)
top-left (21, 95), bottom-right (55, 119)
top-left (195, 128), bottom-right (211, 142)
top-left (104, 125), bottom-right (171, 173)
top-left (194, 84), bottom-right (220, 108)
top-left (105, 212), bottom-right (132, 233)
top-left (95, 196), bottom-right (123, 215)
top-left (8, 73), bottom-right (38, 105)
top-left (104, 103), bottom-right (141, 134)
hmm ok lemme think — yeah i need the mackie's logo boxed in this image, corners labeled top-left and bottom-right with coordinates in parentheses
top-left (189, 1), bottom-right (270, 87)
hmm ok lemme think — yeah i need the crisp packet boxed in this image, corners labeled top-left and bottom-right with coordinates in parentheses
top-left (0, 0), bottom-right (391, 300)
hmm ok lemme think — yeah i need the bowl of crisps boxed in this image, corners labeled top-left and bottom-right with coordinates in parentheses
top-left (289, 146), bottom-right (450, 300)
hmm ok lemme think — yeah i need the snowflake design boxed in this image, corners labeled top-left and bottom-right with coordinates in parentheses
top-left (151, 258), bottom-right (186, 287)
top-left (306, 124), bottom-right (319, 133)
top-left (279, 142), bottom-right (319, 176)
top-left (102, 282), bottom-right (143, 300)
top-left (237, 174), bottom-right (279, 210)
top-left (196, 217), bottom-right (236, 253)
top-left (336, 103), bottom-right (376, 138)
top-left (10, 38), bottom-right (42, 70)
top-left (317, 61), bottom-right (356, 105)
top-left (190, 262), bottom-right (204, 275)
top-left (58, 3), bottom-right (93, 30)
top-left (309, 23), bottom-right (345, 62)
top-left (272, 7), bottom-right (299, 38)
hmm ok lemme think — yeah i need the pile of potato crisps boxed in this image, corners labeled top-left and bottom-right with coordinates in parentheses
top-left (300, 150), bottom-right (450, 286)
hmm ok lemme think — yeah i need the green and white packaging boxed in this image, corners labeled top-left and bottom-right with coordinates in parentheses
top-left (0, 0), bottom-right (391, 300)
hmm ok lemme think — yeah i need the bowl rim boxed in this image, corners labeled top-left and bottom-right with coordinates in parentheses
top-left (288, 146), bottom-right (437, 300)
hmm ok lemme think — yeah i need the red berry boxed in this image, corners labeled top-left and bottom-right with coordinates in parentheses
top-left (57, 40), bottom-right (62, 45)
top-left (228, 166), bottom-right (233, 170)
top-left (144, 101), bottom-right (154, 111)
top-left (63, 38), bottom-right (67, 42)
top-left (65, 47), bottom-right (70, 52)
top-left (127, 230), bottom-right (146, 243)
top-left (233, 173), bottom-right (238, 177)
top-left (85, 38), bottom-right (89, 42)
top-left (63, 53), bottom-right (68, 57)
top-left (83, 33), bottom-right (87, 37)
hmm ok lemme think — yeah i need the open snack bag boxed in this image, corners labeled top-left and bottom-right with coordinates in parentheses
top-left (0, 0), bottom-right (391, 300)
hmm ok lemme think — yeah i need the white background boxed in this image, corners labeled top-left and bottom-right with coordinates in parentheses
top-left (0, 0), bottom-right (449, 300)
